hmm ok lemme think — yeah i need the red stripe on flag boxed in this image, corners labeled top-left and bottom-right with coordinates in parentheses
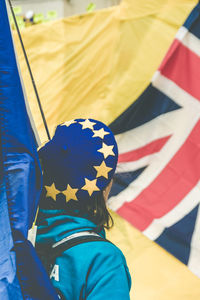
top-left (159, 39), bottom-right (200, 101)
top-left (117, 120), bottom-right (200, 231)
top-left (118, 135), bottom-right (171, 163)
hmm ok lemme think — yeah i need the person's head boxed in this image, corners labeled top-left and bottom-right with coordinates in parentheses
top-left (38, 118), bottom-right (118, 229)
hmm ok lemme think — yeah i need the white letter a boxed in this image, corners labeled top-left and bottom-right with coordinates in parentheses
top-left (50, 264), bottom-right (59, 282)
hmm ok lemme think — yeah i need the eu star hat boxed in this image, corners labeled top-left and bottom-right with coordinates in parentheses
top-left (38, 118), bottom-right (118, 207)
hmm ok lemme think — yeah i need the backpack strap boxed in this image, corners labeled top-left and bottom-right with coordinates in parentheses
top-left (51, 231), bottom-right (110, 259)
top-left (36, 231), bottom-right (112, 276)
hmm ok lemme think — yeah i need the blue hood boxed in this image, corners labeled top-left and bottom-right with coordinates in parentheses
top-left (35, 209), bottom-right (131, 300)
top-left (36, 209), bottom-right (105, 247)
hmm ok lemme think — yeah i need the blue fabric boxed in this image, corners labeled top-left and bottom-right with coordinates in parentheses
top-left (109, 84), bottom-right (181, 135)
top-left (110, 167), bottom-right (146, 198)
top-left (156, 205), bottom-right (199, 265)
top-left (0, 179), bottom-right (22, 298)
top-left (184, 3), bottom-right (200, 35)
top-left (0, 1), bottom-right (59, 298)
top-left (36, 210), bottom-right (132, 299)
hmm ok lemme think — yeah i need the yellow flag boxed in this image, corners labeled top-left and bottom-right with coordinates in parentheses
top-left (14, 1), bottom-right (200, 299)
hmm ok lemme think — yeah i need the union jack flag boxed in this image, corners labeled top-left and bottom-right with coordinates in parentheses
top-left (109, 3), bottom-right (200, 278)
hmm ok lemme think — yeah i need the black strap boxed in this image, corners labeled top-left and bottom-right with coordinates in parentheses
top-left (51, 235), bottom-right (110, 260)
top-left (36, 234), bottom-right (112, 276)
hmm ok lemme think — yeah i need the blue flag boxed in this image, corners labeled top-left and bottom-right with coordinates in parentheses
top-left (0, 0), bottom-right (59, 298)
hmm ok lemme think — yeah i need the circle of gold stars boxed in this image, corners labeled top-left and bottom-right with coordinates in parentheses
top-left (44, 119), bottom-right (116, 199)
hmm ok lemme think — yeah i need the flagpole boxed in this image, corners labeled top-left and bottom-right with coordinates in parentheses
top-left (7, 0), bottom-right (51, 141)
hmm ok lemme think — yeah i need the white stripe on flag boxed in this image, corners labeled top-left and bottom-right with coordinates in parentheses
top-left (115, 109), bottom-right (179, 155)
top-left (175, 26), bottom-right (188, 41)
top-left (116, 153), bottom-right (156, 173)
top-left (143, 180), bottom-right (200, 240)
top-left (152, 71), bottom-right (200, 111)
top-left (176, 26), bottom-right (200, 57)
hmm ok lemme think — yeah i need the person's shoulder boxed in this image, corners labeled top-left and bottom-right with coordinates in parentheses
top-left (84, 238), bottom-right (128, 266)
top-left (99, 239), bottom-right (124, 257)
top-left (61, 236), bottom-right (127, 268)
top-left (84, 239), bottom-right (132, 294)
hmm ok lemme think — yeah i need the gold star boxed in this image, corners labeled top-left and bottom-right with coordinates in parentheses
top-left (94, 161), bottom-right (112, 179)
top-left (98, 143), bottom-right (115, 159)
top-left (62, 184), bottom-right (78, 202)
top-left (79, 119), bottom-right (96, 130)
top-left (61, 119), bottom-right (76, 127)
top-left (81, 178), bottom-right (100, 196)
top-left (45, 183), bottom-right (61, 201)
top-left (92, 128), bottom-right (110, 139)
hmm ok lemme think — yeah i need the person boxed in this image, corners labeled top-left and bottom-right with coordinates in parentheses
top-left (35, 118), bottom-right (132, 299)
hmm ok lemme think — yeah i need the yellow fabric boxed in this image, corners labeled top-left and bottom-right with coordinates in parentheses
top-left (107, 211), bottom-right (200, 300)
top-left (13, 0), bottom-right (200, 299)
top-left (14, 0), bottom-right (198, 142)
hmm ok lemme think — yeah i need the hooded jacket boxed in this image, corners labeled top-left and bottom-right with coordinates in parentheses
top-left (36, 209), bottom-right (131, 300)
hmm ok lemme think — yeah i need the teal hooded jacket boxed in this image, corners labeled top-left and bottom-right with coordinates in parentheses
top-left (36, 209), bottom-right (132, 299)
